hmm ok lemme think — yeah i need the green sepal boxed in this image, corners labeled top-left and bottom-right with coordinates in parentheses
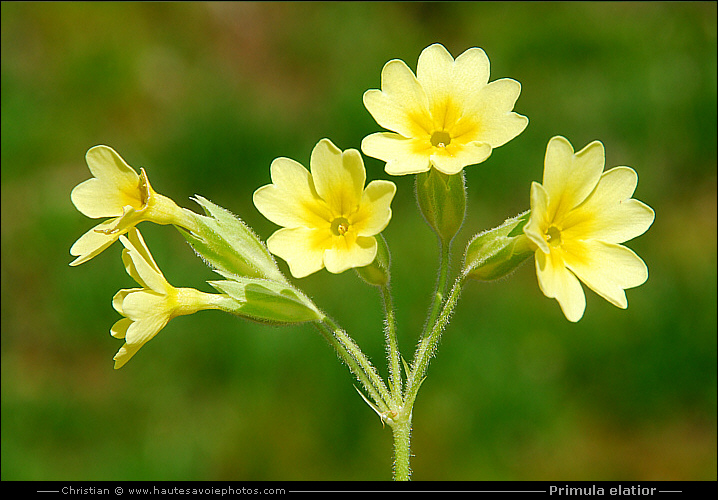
top-left (355, 234), bottom-right (391, 287)
top-left (178, 195), bottom-right (285, 282)
top-left (208, 273), bottom-right (323, 325)
top-left (463, 210), bottom-right (533, 281)
top-left (401, 356), bottom-right (411, 379)
top-left (415, 168), bottom-right (466, 244)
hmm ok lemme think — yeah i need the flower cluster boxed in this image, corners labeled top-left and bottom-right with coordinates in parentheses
top-left (69, 43), bottom-right (654, 480)
top-left (70, 42), bottom-right (655, 368)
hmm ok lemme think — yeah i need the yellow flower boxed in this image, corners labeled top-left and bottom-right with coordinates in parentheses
top-left (70, 145), bottom-right (197, 266)
top-left (111, 228), bottom-right (234, 369)
top-left (361, 43), bottom-right (528, 176)
top-left (253, 138), bottom-right (396, 278)
top-left (523, 136), bottom-right (655, 322)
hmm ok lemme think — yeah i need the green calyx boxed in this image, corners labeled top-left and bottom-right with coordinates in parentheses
top-left (209, 273), bottom-right (323, 325)
top-left (415, 168), bottom-right (466, 244)
top-left (178, 195), bottom-right (286, 283)
top-left (463, 211), bottom-right (533, 281)
top-left (355, 234), bottom-right (391, 287)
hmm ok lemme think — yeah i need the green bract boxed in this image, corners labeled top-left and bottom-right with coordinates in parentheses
top-left (179, 195), bottom-right (286, 282)
top-left (463, 211), bottom-right (533, 281)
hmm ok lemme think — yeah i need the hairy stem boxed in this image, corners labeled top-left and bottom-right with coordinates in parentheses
top-left (318, 316), bottom-right (393, 412)
top-left (404, 273), bottom-right (465, 412)
top-left (381, 284), bottom-right (402, 403)
top-left (422, 239), bottom-right (451, 340)
top-left (390, 411), bottom-right (413, 481)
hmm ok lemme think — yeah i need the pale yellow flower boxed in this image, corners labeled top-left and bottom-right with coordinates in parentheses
top-left (523, 136), bottom-right (655, 322)
top-left (70, 145), bottom-right (196, 266)
top-left (361, 43), bottom-right (528, 176)
top-left (253, 138), bottom-right (396, 278)
top-left (111, 228), bottom-right (233, 369)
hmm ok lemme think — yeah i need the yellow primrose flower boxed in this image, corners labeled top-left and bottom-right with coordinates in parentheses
top-left (70, 145), bottom-right (197, 266)
top-left (253, 138), bottom-right (396, 278)
top-left (523, 136), bottom-right (655, 322)
top-left (111, 228), bottom-right (235, 369)
top-left (361, 43), bottom-right (528, 176)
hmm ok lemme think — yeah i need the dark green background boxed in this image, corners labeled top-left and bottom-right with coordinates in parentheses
top-left (2, 2), bottom-right (715, 480)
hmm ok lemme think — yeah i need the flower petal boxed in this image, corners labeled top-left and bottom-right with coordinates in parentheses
top-left (69, 219), bottom-right (123, 266)
top-left (416, 43), bottom-right (457, 117)
top-left (524, 182), bottom-right (551, 254)
top-left (563, 239), bottom-right (649, 309)
top-left (535, 249), bottom-right (586, 322)
top-left (543, 137), bottom-right (605, 220)
top-left (352, 180), bottom-right (396, 236)
top-left (110, 317), bottom-right (132, 339)
top-left (452, 46), bottom-right (491, 94)
top-left (361, 132), bottom-right (433, 175)
top-left (112, 288), bottom-right (138, 316)
top-left (324, 235), bottom-right (377, 274)
top-left (430, 141), bottom-right (493, 175)
top-left (363, 59), bottom-right (432, 138)
top-left (464, 78), bottom-right (529, 147)
top-left (70, 178), bottom-right (136, 218)
top-left (72, 146), bottom-right (142, 218)
top-left (120, 291), bottom-right (169, 324)
top-left (119, 229), bottom-right (170, 293)
top-left (85, 145), bottom-right (140, 187)
top-left (113, 312), bottom-right (168, 369)
top-left (563, 167), bottom-right (655, 244)
top-left (266, 227), bottom-right (331, 278)
top-left (311, 139), bottom-right (365, 216)
top-left (253, 157), bottom-right (332, 228)
top-left (113, 342), bottom-right (142, 369)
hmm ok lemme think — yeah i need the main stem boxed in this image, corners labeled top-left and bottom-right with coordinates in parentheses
top-left (315, 234), bottom-right (465, 480)
top-left (388, 274), bottom-right (466, 479)
top-left (387, 237), bottom-right (459, 480)
top-left (391, 412), bottom-right (413, 481)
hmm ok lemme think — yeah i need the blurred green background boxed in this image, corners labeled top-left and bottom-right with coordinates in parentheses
top-left (2, 2), bottom-right (716, 481)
